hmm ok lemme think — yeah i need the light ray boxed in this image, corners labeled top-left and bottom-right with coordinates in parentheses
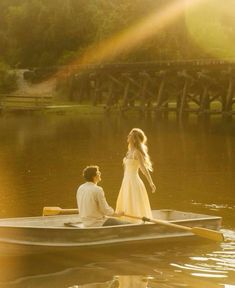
top-left (23, 0), bottom-right (205, 94)
top-left (56, 0), bottom-right (205, 78)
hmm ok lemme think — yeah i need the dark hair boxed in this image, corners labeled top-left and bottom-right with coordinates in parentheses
top-left (83, 165), bottom-right (99, 181)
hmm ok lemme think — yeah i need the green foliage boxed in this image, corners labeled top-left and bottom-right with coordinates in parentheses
top-left (0, 0), bottom-right (97, 67)
top-left (0, 0), bottom-right (234, 68)
top-left (0, 62), bottom-right (17, 92)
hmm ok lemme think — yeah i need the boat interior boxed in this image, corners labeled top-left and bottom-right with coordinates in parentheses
top-left (0, 210), bottom-right (221, 228)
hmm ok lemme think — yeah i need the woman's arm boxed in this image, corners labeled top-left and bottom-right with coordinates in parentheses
top-left (135, 150), bottom-right (156, 193)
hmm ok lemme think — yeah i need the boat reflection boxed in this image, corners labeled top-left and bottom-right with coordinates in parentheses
top-left (68, 275), bottom-right (152, 288)
top-left (0, 235), bottom-right (234, 288)
top-left (68, 274), bottom-right (235, 288)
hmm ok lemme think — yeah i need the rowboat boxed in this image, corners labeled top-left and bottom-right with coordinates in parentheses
top-left (0, 209), bottom-right (222, 256)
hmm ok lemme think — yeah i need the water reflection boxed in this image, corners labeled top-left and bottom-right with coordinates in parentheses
top-left (170, 230), bottom-right (235, 286)
top-left (0, 114), bottom-right (235, 287)
top-left (0, 239), bottom-right (234, 288)
top-left (68, 275), bottom-right (151, 288)
top-left (0, 114), bottom-right (235, 217)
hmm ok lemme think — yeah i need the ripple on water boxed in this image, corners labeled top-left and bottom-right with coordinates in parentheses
top-left (222, 229), bottom-right (235, 243)
top-left (170, 230), bottom-right (235, 286)
top-left (191, 201), bottom-right (235, 214)
top-left (191, 272), bottom-right (227, 278)
top-left (171, 262), bottom-right (227, 275)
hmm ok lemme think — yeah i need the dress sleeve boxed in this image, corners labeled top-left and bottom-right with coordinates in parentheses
top-left (96, 188), bottom-right (114, 216)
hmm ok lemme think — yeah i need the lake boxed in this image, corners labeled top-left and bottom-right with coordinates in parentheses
top-left (0, 112), bottom-right (234, 287)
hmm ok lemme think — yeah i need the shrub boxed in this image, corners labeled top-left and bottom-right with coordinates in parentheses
top-left (0, 62), bottom-right (18, 93)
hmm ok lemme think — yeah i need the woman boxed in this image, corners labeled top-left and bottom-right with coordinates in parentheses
top-left (116, 128), bottom-right (156, 221)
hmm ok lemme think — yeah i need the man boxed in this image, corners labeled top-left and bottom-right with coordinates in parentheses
top-left (77, 165), bottom-right (127, 227)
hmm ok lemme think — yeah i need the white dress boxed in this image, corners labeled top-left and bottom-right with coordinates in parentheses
top-left (116, 157), bottom-right (152, 222)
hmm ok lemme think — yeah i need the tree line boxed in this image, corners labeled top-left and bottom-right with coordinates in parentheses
top-left (2, 0), bottom-right (233, 68)
top-left (0, 0), bottom-right (234, 92)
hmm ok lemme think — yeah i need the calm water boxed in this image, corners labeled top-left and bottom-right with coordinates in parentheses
top-left (0, 112), bottom-right (234, 287)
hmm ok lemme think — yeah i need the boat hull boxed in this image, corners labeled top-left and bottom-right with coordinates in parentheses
top-left (0, 210), bottom-right (222, 255)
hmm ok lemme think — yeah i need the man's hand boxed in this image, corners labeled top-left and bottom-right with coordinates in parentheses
top-left (113, 211), bottom-right (124, 217)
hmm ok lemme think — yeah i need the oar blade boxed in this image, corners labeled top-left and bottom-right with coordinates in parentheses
top-left (43, 207), bottom-right (61, 216)
top-left (192, 227), bottom-right (224, 242)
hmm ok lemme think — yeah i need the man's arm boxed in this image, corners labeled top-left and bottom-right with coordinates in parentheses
top-left (96, 188), bottom-right (114, 216)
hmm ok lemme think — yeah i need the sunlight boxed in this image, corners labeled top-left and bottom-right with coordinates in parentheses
top-left (185, 0), bottom-right (235, 60)
top-left (56, 0), bottom-right (205, 79)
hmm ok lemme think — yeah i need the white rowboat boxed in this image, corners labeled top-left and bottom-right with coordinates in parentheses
top-left (0, 209), bottom-right (222, 255)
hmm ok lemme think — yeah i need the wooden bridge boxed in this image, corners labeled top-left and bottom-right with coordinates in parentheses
top-left (67, 60), bottom-right (235, 117)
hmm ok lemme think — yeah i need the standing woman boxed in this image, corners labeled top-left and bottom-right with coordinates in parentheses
top-left (116, 128), bottom-right (156, 221)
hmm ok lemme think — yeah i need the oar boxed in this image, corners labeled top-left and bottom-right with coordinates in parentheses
top-left (43, 207), bottom-right (78, 216)
top-left (124, 213), bottom-right (224, 242)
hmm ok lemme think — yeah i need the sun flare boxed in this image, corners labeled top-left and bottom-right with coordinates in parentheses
top-left (185, 0), bottom-right (235, 60)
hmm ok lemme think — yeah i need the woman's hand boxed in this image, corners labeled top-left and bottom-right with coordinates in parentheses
top-left (150, 183), bottom-right (156, 193)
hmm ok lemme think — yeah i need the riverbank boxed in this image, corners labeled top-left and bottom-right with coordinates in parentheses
top-left (1, 101), bottom-right (234, 119)
top-left (44, 103), bottom-right (107, 115)
top-left (0, 103), bottom-right (107, 115)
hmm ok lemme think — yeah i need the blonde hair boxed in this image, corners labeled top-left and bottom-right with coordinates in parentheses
top-left (128, 128), bottom-right (153, 171)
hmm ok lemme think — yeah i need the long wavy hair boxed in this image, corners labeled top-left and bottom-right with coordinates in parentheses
top-left (128, 128), bottom-right (153, 171)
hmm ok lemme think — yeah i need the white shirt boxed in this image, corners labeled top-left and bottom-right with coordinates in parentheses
top-left (76, 182), bottom-right (114, 227)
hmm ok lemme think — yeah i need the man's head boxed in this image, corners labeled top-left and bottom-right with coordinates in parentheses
top-left (83, 165), bottom-right (101, 183)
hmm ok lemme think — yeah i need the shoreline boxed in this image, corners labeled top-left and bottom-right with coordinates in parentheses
top-left (0, 102), bottom-right (234, 119)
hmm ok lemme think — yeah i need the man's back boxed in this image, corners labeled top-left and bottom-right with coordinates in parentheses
top-left (76, 182), bottom-right (114, 227)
